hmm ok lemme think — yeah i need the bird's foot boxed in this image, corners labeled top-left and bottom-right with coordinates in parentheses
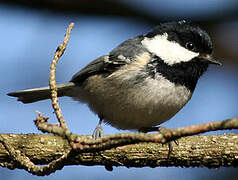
top-left (92, 119), bottom-right (104, 139)
top-left (92, 119), bottom-right (113, 171)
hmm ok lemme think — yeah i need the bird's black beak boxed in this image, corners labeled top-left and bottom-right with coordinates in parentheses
top-left (199, 54), bottom-right (222, 66)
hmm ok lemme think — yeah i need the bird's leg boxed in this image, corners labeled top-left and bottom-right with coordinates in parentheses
top-left (92, 117), bottom-right (114, 171)
top-left (139, 126), bottom-right (178, 158)
top-left (92, 118), bottom-right (104, 139)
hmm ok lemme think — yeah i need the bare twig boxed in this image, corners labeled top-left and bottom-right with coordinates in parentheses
top-left (0, 23), bottom-right (76, 176)
top-left (49, 22), bottom-right (74, 130)
top-left (34, 115), bottom-right (238, 152)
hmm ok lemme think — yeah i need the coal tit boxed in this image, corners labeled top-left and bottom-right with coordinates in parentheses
top-left (8, 21), bottom-right (221, 138)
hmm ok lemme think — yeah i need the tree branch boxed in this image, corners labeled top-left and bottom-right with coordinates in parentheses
top-left (0, 134), bottom-right (238, 170)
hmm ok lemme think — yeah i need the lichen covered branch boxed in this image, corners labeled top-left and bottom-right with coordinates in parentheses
top-left (0, 134), bottom-right (238, 171)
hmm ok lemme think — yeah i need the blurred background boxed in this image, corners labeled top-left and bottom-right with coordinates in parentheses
top-left (1, 0), bottom-right (238, 179)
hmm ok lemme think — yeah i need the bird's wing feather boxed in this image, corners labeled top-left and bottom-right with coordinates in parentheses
top-left (71, 35), bottom-right (146, 84)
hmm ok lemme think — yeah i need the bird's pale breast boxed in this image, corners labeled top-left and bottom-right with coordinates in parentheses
top-left (70, 53), bottom-right (192, 129)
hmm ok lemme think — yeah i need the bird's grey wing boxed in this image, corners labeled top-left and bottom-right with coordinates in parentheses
top-left (71, 56), bottom-right (107, 83)
top-left (71, 35), bottom-right (146, 84)
top-left (70, 55), bottom-right (124, 83)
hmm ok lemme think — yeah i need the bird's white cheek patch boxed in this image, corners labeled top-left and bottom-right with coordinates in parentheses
top-left (141, 33), bottom-right (199, 65)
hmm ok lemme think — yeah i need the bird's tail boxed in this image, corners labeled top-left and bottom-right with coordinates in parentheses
top-left (7, 82), bottom-right (75, 104)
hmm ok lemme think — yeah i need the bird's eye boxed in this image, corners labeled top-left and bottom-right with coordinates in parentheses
top-left (185, 42), bottom-right (195, 51)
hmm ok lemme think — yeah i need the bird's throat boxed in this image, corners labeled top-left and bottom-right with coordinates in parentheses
top-left (146, 56), bottom-right (209, 91)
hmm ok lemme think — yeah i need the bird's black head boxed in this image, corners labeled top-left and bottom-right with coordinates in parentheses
top-left (143, 20), bottom-right (221, 91)
top-left (161, 20), bottom-right (212, 55)
top-left (143, 20), bottom-right (220, 66)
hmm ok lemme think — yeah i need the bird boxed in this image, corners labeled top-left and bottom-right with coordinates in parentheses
top-left (8, 20), bottom-right (221, 139)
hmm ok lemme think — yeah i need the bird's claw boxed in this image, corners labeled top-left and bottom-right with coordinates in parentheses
top-left (92, 122), bottom-right (104, 139)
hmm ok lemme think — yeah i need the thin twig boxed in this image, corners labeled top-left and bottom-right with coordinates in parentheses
top-left (49, 22), bottom-right (74, 130)
top-left (34, 112), bottom-right (238, 152)
top-left (66, 117), bottom-right (238, 151)
top-left (0, 23), bottom-right (76, 176)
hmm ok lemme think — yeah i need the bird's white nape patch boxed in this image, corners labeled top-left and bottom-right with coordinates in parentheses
top-left (141, 33), bottom-right (199, 65)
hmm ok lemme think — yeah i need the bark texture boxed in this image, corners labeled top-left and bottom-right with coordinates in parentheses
top-left (1, 133), bottom-right (238, 169)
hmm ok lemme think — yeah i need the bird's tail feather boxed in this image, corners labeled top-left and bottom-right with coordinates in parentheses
top-left (7, 82), bottom-right (75, 104)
